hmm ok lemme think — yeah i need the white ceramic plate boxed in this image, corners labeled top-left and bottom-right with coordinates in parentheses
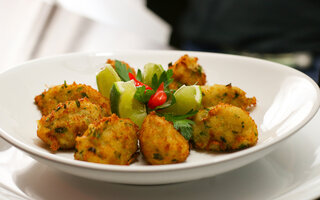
top-left (2, 110), bottom-right (320, 200)
top-left (0, 50), bottom-right (319, 185)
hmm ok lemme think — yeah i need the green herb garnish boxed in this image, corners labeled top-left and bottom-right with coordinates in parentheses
top-left (76, 100), bottom-right (80, 108)
top-left (133, 68), bottom-right (175, 111)
top-left (233, 92), bottom-right (239, 99)
top-left (239, 144), bottom-right (249, 149)
top-left (56, 106), bottom-right (62, 112)
top-left (134, 85), bottom-right (155, 104)
top-left (114, 60), bottom-right (132, 81)
top-left (153, 153), bottom-right (163, 160)
top-left (81, 92), bottom-right (88, 98)
top-left (232, 130), bottom-right (238, 134)
top-left (88, 147), bottom-right (96, 153)
top-left (151, 69), bottom-right (173, 90)
top-left (55, 127), bottom-right (67, 133)
top-left (162, 109), bottom-right (198, 140)
top-left (136, 69), bottom-right (143, 82)
top-left (197, 65), bottom-right (203, 74)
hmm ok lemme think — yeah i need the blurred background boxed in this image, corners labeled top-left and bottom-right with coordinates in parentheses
top-left (1, 0), bottom-right (319, 83)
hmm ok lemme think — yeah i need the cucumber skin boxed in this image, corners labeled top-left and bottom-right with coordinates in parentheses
top-left (110, 83), bottom-right (120, 115)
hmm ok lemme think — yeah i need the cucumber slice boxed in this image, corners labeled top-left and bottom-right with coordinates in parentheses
top-left (96, 64), bottom-right (121, 98)
top-left (110, 80), bottom-right (147, 126)
top-left (143, 63), bottom-right (164, 86)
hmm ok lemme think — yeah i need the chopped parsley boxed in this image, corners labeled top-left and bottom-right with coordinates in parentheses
top-left (81, 92), bottom-right (88, 98)
top-left (233, 92), bottom-right (239, 99)
top-left (88, 147), bottom-right (96, 153)
top-left (204, 121), bottom-right (211, 129)
top-left (153, 153), bottom-right (163, 160)
top-left (56, 106), bottom-right (62, 112)
top-left (63, 80), bottom-right (67, 88)
top-left (76, 100), bottom-right (80, 108)
top-left (114, 151), bottom-right (122, 159)
top-left (200, 131), bottom-right (207, 136)
top-left (197, 65), bottom-right (203, 74)
top-left (55, 127), bottom-right (67, 133)
top-left (232, 130), bottom-right (238, 134)
top-left (239, 144), bottom-right (249, 149)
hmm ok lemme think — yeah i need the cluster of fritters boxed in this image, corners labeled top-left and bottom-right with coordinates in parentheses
top-left (34, 55), bottom-right (258, 165)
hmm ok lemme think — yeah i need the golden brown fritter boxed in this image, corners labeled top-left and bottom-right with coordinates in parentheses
top-left (192, 103), bottom-right (258, 152)
top-left (168, 54), bottom-right (206, 90)
top-left (107, 59), bottom-right (137, 77)
top-left (201, 84), bottom-right (256, 110)
top-left (139, 112), bottom-right (189, 165)
top-left (37, 98), bottom-right (105, 151)
top-left (34, 82), bottom-right (111, 116)
top-left (74, 114), bottom-right (139, 165)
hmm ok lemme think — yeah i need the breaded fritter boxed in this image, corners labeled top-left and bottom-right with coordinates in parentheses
top-left (34, 82), bottom-right (111, 116)
top-left (74, 114), bottom-right (139, 165)
top-left (107, 59), bottom-right (136, 77)
top-left (169, 54), bottom-right (206, 90)
top-left (192, 103), bottom-right (258, 152)
top-left (201, 84), bottom-right (256, 110)
top-left (37, 98), bottom-right (105, 151)
top-left (139, 112), bottom-right (189, 165)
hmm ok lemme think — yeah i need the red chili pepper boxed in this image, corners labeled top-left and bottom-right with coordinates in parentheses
top-left (128, 73), bottom-right (152, 90)
top-left (148, 82), bottom-right (167, 109)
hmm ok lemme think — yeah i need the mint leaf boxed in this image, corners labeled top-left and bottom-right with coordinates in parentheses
top-left (115, 60), bottom-right (132, 81)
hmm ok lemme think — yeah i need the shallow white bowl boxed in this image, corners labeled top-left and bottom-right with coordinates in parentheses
top-left (0, 50), bottom-right (319, 185)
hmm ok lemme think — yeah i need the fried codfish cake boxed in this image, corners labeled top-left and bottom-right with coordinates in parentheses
top-left (139, 112), bottom-right (189, 165)
top-left (34, 82), bottom-right (111, 116)
top-left (37, 98), bottom-right (105, 151)
top-left (192, 103), bottom-right (258, 152)
top-left (201, 84), bottom-right (256, 110)
top-left (168, 54), bottom-right (206, 90)
top-left (106, 59), bottom-right (136, 77)
top-left (74, 114), bottom-right (139, 165)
